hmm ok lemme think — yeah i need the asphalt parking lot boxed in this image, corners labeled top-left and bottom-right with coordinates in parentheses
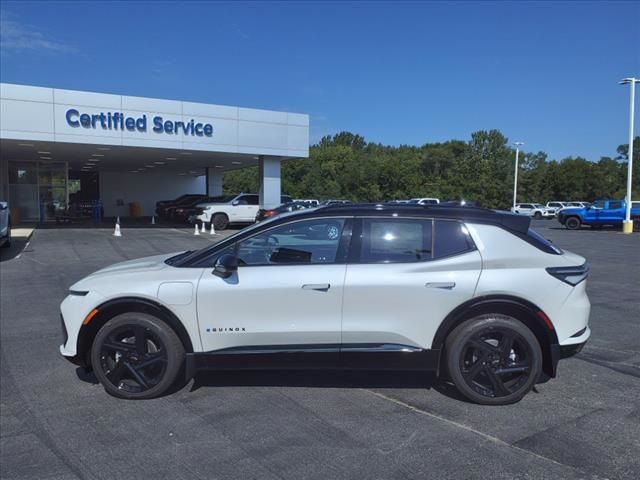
top-left (1, 220), bottom-right (638, 480)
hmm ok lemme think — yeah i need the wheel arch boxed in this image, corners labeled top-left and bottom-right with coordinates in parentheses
top-left (432, 295), bottom-right (560, 378)
top-left (75, 296), bottom-right (194, 368)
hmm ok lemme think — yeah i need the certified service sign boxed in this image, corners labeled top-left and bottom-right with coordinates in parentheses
top-left (65, 109), bottom-right (213, 137)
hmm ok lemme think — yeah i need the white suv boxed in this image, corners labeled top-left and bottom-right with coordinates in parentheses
top-left (512, 203), bottom-right (554, 219)
top-left (546, 201), bottom-right (568, 215)
top-left (60, 204), bottom-right (590, 405)
top-left (408, 198), bottom-right (440, 205)
top-left (192, 193), bottom-right (292, 230)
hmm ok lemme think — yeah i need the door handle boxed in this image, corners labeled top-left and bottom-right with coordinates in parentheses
top-left (302, 283), bottom-right (331, 291)
top-left (425, 282), bottom-right (456, 290)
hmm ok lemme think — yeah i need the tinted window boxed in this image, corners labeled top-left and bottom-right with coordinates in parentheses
top-left (239, 195), bottom-right (259, 205)
top-left (360, 218), bottom-right (432, 263)
top-left (592, 200), bottom-right (605, 209)
top-left (236, 218), bottom-right (345, 266)
top-left (607, 201), bottom-right (622, 210)
top-left (434, 221), bottom-right (475, 259)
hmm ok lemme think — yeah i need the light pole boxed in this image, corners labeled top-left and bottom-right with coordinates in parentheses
top-left (619, 78), bottom-right (638, 234)
top-left (513, 141), bottom-right (524, 209)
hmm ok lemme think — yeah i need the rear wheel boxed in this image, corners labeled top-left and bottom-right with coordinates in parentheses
top-left (91, 313), bottom-right (184, 399)
top-left (212, 213), bottom-right (229, 231)
top-left (565, 216), bottom-right (581, 230)
top-left (445, 314), bottom-right (542, 405)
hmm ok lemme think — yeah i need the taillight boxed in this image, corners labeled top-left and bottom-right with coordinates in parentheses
top-left (264, 210), bottom-right (276, 217)
top-left (546, 263), bottom-right (589, 286)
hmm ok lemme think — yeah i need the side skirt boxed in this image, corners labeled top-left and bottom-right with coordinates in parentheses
top-left (185, 343), bottom-right (440, 381)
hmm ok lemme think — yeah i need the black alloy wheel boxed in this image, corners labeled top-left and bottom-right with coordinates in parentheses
top-left (565, 216), bottom-right (581, 230)
top-left (445, 314), bottom-right (542, 405)
top-left (91, 313), bottom-right (184, 399)
top-left (534, 211), bottom-right (542, 219)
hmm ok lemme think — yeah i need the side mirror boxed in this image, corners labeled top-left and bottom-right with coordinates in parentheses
top-left (213, 253), bottom-right (238, 278)
top-left (232, 200), bottom-right (240, 206)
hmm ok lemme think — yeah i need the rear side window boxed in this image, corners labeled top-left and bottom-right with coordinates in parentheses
top-left (434, 221), bottom-right (476, 259)
top-left (608, 201), bottom-right (622, 210)
top-left (360, 218), bottom-right (432, 263)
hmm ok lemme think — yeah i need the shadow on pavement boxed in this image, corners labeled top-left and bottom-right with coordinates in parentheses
top-left (0, 236), bottom-right (30, 262)
top-left (189, 369), bottom-right (473, 403)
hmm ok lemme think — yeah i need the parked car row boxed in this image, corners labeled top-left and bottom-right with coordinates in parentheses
top-left (156, 193), bottom-right (296, 230)
top-left (510, 201), bottom-right (593, 219)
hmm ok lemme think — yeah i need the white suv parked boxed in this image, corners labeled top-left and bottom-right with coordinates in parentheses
top-left (408, 198), bottom-right (440, 205)
top-left (60, 204), bottom-right (590, 405)
top-left (546, 201), bottom-right (568, 215)
top-left (192, 193), bottom-right (292, 230)
top-left (512, 203), bottom-right (554, 219)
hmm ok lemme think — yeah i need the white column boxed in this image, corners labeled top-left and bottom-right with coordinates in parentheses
top-left (259, 156), bottom-right (281, 209)
top-left (206, 168), bottom-right (223, 197)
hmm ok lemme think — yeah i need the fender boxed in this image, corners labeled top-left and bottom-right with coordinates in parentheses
top-left (432, 295), bottom-right (560, 378)
top-left (74, 296), bottom-right (194, 368)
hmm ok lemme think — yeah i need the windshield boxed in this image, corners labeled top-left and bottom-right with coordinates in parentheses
top-left (533, 204), bottom-right (544, 208)
top-left (408, 199), bottom-right (420, 204)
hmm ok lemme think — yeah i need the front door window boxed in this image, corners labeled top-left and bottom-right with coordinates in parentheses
top-left (236, 218), bottom-right (346, 266)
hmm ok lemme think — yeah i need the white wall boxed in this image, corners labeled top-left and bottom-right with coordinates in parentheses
top-left (1, 83), bottom-right (309, 158)
top-left (99, 172), bottom-right (205, 217)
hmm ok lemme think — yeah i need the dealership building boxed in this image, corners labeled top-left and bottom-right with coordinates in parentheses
top-left (0, 83), bottom-right (309, 223)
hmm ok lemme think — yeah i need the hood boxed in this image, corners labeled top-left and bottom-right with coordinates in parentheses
top-left (196, 201), bottom-right (230, 208)
top-left (558, 207), bottom-right (584, 214)
top-left (70, 252), bottom-right (182, 290)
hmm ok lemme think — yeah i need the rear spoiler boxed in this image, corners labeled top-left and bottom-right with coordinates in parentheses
top-left (496, 211), bottom-right (531, 234)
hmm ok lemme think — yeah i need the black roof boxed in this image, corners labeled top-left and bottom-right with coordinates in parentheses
top-left (312, 203), bottom-right (531, 234)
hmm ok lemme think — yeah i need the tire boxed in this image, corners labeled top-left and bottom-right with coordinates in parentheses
top-left (91, 312), bottom-right (185, 400)
top-left (633, 218), bottom-right (640, 232)
top-left (534, 212), bottom-right (542, 220)
top-left (1, 224), bottom-right (10, 248)
top-left (212, 213), bottom-right (229, 231)
top-left (445, 314), bottom-right (542, 405)
top-left (565, 216), bottom-right (581, 230)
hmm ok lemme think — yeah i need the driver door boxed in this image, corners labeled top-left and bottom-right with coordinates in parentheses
top-left (196, 217), bottom-right (350, 362)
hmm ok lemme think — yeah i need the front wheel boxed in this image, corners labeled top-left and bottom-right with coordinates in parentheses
top-left (534, 212), bottom-right (542, 219)
top-left (91, 313), bottom-right (185, 399)
top-left (565, 216), bottom-right (581, 230)
top-left (445, 314), bottom-right (542, 405)
top-left (212, 213), bottom-right (229, 231)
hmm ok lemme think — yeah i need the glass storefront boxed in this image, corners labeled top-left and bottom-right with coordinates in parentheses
top-left (8, 161), bottom-right (67, 223)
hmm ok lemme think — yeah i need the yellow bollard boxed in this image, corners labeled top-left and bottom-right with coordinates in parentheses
top-left (622, 221), bottom-right (633, 234)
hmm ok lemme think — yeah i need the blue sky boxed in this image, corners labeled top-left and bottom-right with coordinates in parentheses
top-left (1, 1), bottom-right (638, 160)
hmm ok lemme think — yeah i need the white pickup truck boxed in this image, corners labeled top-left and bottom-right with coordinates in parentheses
top-left (191, 193), bottom-right (292, 230)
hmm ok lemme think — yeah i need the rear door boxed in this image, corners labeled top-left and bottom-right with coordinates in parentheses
top-left (601, 200), bottom-right (624, 224)
top-left (234, 194), bottom-right (260, 222)
top-left (341, 217), bottom-right (482, 363)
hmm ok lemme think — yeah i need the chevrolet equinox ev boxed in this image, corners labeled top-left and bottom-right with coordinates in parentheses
top-left (60, 204), bottom-right (590, 405)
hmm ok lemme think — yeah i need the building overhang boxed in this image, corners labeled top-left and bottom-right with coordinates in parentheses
top-left (0, 83), bottom-right (310, 173)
